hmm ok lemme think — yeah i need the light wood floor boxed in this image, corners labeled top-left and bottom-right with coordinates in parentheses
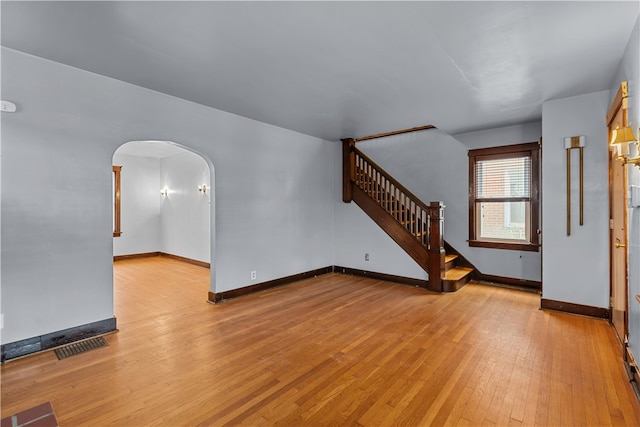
top-left (2, 257), bottom-right (639, 426)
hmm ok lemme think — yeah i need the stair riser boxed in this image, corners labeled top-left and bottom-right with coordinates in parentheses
top-left (442, 273), bottom-right (473, 292)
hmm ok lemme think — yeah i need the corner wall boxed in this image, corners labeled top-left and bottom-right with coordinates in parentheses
top-left (112, 153), bottom-right (162, 256)
top-left (541, 90), bottom-right (611, 308)
top-left (112, 149), bottom-right (211, 264)
top-left (160, 152), bottom-right (211, 263)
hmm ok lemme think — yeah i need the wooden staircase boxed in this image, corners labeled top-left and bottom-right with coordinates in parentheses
top-left (342, 137), bottom-right (473, 292)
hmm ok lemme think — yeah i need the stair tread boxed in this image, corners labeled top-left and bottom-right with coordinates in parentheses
top-left (444, 267), bottom-right (473, 281)
top-left (445, 254), bottom-right (458, 263)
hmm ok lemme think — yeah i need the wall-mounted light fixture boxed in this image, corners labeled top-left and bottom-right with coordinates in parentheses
top-left (160, 187), bottom-right (169, 197)
top-left (198, 184), bottom-right (208, 194)
top-left (610, 126), bottom-right (640, 167)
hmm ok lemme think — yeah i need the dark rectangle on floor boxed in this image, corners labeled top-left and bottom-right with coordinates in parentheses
top-left (1, 402), bottom-right (58, 427)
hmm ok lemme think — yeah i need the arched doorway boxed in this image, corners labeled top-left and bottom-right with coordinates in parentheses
top-left (112, 140), bottom-right (215, 324)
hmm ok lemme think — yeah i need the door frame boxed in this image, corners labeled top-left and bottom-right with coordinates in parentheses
top-left (607, 81), bottom-right (630, 349)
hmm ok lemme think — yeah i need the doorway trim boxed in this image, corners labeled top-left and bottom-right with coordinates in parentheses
top-left (112, 139), bottom-right (216, 293)
top-left (607, 81), bottom-right (630, 348)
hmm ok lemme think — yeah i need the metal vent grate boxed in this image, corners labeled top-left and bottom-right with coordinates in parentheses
top-left (54, 336), bottom-right (108, 360)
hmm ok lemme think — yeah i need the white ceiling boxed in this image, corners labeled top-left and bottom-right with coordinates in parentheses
top-left (2, 1), bottom-right (638, 141)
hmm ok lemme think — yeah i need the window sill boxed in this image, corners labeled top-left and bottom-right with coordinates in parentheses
top-left (468, 240), bottom-right (540, 252)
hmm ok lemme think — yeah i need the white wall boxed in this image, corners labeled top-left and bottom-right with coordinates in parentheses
top-left (343, 128), bottom-right (540, 282)
top-left (112, 149), bottom-right (211, 264)
top-left (610, 16), bottom-right (640, 360)
top-left (112, 153), bottom-right (162, 256)
top-left (1, 48), bottom-right (335, 344)
top-left (160, 152), bottom-right (210, 263)
top-left (541, 90), bottom-right (611, 308)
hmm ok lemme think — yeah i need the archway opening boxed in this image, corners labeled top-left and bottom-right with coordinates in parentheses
top-left (112, 140), bottom-right (214, 325)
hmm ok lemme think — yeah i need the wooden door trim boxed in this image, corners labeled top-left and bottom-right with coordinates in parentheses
top-left (607, 80), bottom-right (630, 343)
top-left (607, 81), bottom-right (628, 127)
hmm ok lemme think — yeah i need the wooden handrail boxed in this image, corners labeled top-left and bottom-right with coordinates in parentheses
top-left (350, 124), bottom-right (437, 143)
top-left (342, 139), bottom-right (445, 291)
top-left (352, 147), bottom-right (432, 215)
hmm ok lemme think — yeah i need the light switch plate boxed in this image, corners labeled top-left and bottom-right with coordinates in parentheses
top-left (1, 100), bottom-right (17, 113)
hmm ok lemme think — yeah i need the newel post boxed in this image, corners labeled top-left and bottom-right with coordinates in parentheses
top-left (427, 201), bottom-right (446, 292)
top-left (342, 138), bottom-right (356, 203)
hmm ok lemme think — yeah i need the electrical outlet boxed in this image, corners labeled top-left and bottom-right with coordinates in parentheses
top-left (251, 271), bottom-right (257, 280)
top-left (365, 253), bottom-right (370, 261)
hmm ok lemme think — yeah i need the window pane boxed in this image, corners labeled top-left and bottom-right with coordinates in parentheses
top-left (478, 201), bottom-right (529, 241)
top-left (476, 157), bottom-right (530, 198)
top-left (468, 142), bottom-right (539, 250)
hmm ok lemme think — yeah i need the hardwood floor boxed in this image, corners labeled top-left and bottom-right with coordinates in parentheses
top-left (2, 257), bottom-right (639, 426)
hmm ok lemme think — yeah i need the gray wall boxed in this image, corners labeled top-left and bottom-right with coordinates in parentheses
top-left (1, 48), bottom-right (335, 344)
top-left (160, 151), bottom-right (211, 263)
top-left (541, 90), bottom-right (611, 308)
top-left (112, 153), bottom-right (162, 256)
top-left (112, 148), bottom-right (211, 264)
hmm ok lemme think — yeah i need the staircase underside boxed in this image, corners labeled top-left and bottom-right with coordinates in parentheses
top-left (352, 186), bottom-right (473, 292)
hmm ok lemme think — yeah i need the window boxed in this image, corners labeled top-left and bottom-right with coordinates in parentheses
top-left (468, 142), bottom-right (539, 251)
top-left (113, 165), bottom-right (122, 237)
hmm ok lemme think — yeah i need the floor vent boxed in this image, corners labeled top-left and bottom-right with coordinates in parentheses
top-left (54, 337), bottom-right (108, 360)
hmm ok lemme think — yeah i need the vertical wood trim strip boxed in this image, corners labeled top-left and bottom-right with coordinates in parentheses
top-left (428, 201), bottom-right (445, 292)
top-left (579, 146), bottom-right (584, 226)
top-left (567, 148), bottom-right (571, 236)
top-left (113, 165), bottom-right (122, 237)
top-left (530, 147), bottom-right (540, 246)
top-left (341, 138), bottom-right (355, 203)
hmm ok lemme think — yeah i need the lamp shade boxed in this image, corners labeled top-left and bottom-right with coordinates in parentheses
top-left (610, 126), bottom-right (638, 146)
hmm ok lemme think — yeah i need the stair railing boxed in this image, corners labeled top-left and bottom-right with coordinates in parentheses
top-left (342, 138), bottom-right (445, 291)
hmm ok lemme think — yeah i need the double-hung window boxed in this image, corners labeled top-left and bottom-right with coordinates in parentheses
top-left (468, 142), bottom-right (540, 251)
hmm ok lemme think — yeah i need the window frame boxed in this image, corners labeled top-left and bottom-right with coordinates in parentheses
top-left (113, 165), bottom-right (122, 237)
top-left (468, 142), bottom-right (540, 252)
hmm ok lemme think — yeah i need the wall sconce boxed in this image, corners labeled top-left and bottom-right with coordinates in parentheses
top-left (160, 187), bottom-right (169, 197)
top-left (610, 126), bottom-right (640, 167)
top-left (198, 184), bottom-right (208, 194)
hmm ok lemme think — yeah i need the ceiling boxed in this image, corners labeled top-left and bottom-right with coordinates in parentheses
top-left (2, 1), bottom-right (638, 141)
